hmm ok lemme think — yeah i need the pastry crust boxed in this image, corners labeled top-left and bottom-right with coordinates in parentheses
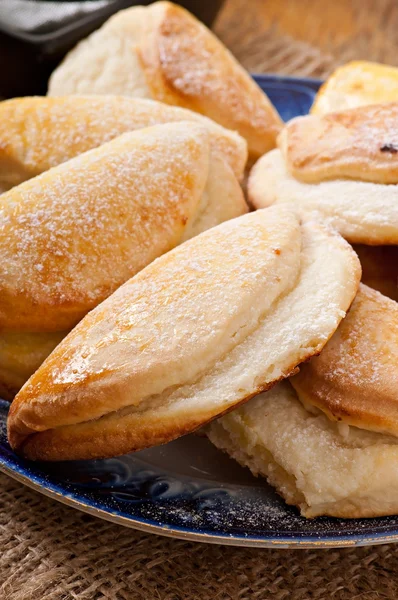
top-left (291, 284), bottom-right (398, 437)
top-left (0, 331), bottom-right (66, 401)
top-left (8, 206), bottom-right (360, 461)
top-left (207, 381), bottom-right (398, 519)
top-left (279, 103), bottom-right (398, 184)
top-left (47, 2), bottom-right (282, 160)
top-left (0, 122), bottom-right (246, 332)
top-left (311, 61), bottom-right (398, 115)
top-left (248, 148), bottom-right (398, 245)
top-left (0, 95), bottom-right (247, 190)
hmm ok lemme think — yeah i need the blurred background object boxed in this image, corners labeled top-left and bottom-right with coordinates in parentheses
top-left (215, 0), bottom-right (398, 78)
top-left (0, 0), bottom-right (224, 97)
top-left (2, 0), bottom-right (398, 96)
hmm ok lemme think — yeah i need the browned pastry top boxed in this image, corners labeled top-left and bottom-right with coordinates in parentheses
top-left (138, 2), bottom-right (282, 158)
top-left (292, 284), bottom-right (398, 436)
top-left (279, 103), bottom-right (398, 183)
top-left (0, 122), bottom-right (246, 332)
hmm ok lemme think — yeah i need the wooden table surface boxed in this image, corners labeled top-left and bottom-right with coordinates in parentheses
top-left (215, 0), bottom-right (398, 77)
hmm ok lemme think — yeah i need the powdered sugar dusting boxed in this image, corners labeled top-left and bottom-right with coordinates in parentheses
top-left (156, 2), bottom-right (282, 149)
top-left (18, 208), bottom-right (359, 447)
top-left (48, 1), bottom-right (280, 157)
top-left (0, 95), bottom-right (246, 182)
top-left (282, 102), bottom-right (398, 184)
top-left (43, 208), bottom-right (301, 398)
top-left (0, 122), bottom-right (209, 329)
top-left (317, 286), bottom-right (397, 392)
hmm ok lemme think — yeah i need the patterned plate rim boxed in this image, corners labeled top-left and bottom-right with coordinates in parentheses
top-left (3, 458), bottom-right (398, 549)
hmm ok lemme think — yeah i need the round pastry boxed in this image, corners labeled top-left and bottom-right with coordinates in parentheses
top-left (0, 121), bottom-right (246, 332)
top-left (292, 284), bottom-right (398, 436)
top-left (249, 103), bottom-right (398, 244)
top-left (207, 284), bottom-right (398, 518)
top-left (311, 60), bottom-right (398, 115)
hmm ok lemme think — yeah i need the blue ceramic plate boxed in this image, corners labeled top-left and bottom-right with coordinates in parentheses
top-left (3, 75), bottom-right (398, 549)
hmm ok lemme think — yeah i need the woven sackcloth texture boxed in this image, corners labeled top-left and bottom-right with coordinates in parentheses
top-left (3, 0), bottom-right (398, 598)
top-left (215, 0), bottom-right (398, 77)
top-left (1, 473), bottom-right (398, 600)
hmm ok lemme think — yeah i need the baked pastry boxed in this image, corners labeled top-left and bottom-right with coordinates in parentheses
top-left (0, 121), bottom-right (246, 332)
top-left (0, 121), bottom-right (246, 398)
top-left (8, 206), bottom-right (360, 461)
top-left (249, 103), bottom-right (398, 244)
top-left (207, 379), bottom-right (398, 519)
top-left (354, 244), bottom-right (398, 302)
top-left (309, 64), bottom-right (398, 301)
top-left (0, 332), bottom-right (66, 401)
top-left (47, 1), bottom-right (282, 160)
top-left (292, 284), bottom-right (398, 436)
top-left (311, 61), bottom-right (398, 115)
top-left (207, 286), bottom-right (398, 518)
top-left (0, 95), bottom-right (247, 192)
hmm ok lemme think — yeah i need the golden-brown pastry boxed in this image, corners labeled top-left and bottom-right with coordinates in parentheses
top-left (354, 244), bottom-right (398, 301)
top-left (249, 104), bottom-right (398, 245)
top-left (0, 95), bottom-right (247, 191)
top-left (207, 379), bottom-right (398, 519)
top-left (208, 284), bottom-right (398, 519)
top-left (47, 2), bottom-right (283, 160)
top-left (0, 332), bottom-right (66, 401)
top-left (8, 206), bottom-right (360, 461)
top-left (308, 63), bottom-right (398, 303)
top-left (279, 103), bottom-right (398, 185)
top-left (291, 284), bottom-right (398, 436)
top-left (0, 121), bottom-right (246, 333)
top-left (311, 61), bottom-right (398, 115)
top-left (0, 121), bottom-right (246, 399)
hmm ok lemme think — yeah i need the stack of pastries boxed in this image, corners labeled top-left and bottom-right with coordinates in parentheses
top-left (2, 2), bottom-right (398, 520)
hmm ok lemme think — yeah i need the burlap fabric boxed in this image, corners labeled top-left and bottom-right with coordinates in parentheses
top-left (214, 0), bottom-right (398, 77)
top-left (2, 473), bottom-right (398, 600)
top-left (3, 2), bottom-right (398, 598)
